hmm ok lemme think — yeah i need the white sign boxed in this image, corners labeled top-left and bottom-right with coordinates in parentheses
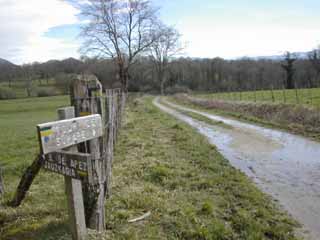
top-left (37, 114), bottom-right (103, 154)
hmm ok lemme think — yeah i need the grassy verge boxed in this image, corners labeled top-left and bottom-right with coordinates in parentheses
top-left (106, 96), bottom-right (298, 239)
top-left (0, 95), bottom-right (299, 239)
top-left (170, 94), bottom-right (320, 142)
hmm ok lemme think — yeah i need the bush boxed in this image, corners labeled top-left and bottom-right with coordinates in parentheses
top-left (36, 88), bottom-right (57, 97)
top-left (165, 85), bottom-right (191, 95)
top-left (54, 73), bottom-right (75, 94)
top-left (0, 87), bottom-right (16, 100)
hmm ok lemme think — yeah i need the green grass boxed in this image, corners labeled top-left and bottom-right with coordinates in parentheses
top-left (0, 96), bottom-right (70, 240)
top-left (0, 95), bottom-right (300, 239)
top-left (195, 88), bottom-right (320, 108)
top-left (106, 96), bottom-right (299, 239)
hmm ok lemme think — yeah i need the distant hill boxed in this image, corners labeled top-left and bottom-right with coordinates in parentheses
top-left (39, 57), bottom-right (84, 75)
top-left (0, 58), bottom-right (20, 81)
top-left (250, 51), bottom-right (311, 61)
top-left (0, 58), bottom-right (17, 67)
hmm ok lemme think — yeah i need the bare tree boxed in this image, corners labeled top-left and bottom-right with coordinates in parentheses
top-left (80, 0), bottom-right (160, 92)
top-left (281, 52), bottom-right (296, 89)
top-left (150, 24), bottom-right (183, 95)
top-left (309, 47), bottom-right (320, 87)
top-left (21, 64), bottom-right (35, 97)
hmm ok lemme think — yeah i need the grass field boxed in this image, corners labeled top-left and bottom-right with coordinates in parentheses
top-left (0, 96), bottom-right (70, 239)
top-left (0, 96), bottom-right (299, 239)
top-left (195, 88), bottom-right (320, 108)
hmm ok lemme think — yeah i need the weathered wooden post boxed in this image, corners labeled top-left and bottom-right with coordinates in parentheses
top-left (57, 107), bottom-right (87, 240)
top-left (118, 89), bottom-right (123, 130)
top-left (105, 90), bottom-right (113, 197)
top-left (271, 86), bottom-right (275, 103)
top-left (0, 166), bottom-right (4, 197)
top-left (309, 87), bottom-right (313, 105)
top-left (120, 90), bottom-right (126, 124)
top-left (295, 86), bottom-right (299, 104)
top-left (282, 87), bottom-right (287, 103)
top-left (112, 90), bottom-right (118, 144)
top-left (70, 75), bottom-right (106, 231)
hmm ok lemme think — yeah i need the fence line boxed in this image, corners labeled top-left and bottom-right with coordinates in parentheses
top-left (209, 87), bottom-right (320, 108)
top-left (7, 75), bottom-right (125, 239)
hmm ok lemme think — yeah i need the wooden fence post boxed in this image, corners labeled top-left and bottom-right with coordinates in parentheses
top-left (0, 166), bottom-right (4, 197)
top-left (117, 90), bottom-right (120, 129)
top-left (105, 90), bottom-right (114, 197)
top-left (271, 87), bottom-right (275, 103)
top-left (295, 86), bottom-right (299, 104)
top-left (282, 87), bottom-right (286, 103)
top-left (309, 87), bottom-right (313, 105)
top-left (254, 90), bottom-right (257, 102)
top-left (113, 91), bottom-right (119, 143)
top-left (70, 75), bottom-right (106, 231)
top-left (58, 107), bottom-right (87, 240)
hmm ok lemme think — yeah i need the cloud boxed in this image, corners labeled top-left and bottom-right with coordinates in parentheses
top-left (0, 0), bottom-right (81, 64)
top-left (158, 0), bottom-right (320, 59)
top-left (181, 23), bottom-right (320, 59)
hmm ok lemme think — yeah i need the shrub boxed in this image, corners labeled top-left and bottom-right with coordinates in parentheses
top-left (54, 73), bottom-right (75, 94)
top-left (0, 87), bottom-right (16, 100)
top-left (36, 88), bottom-right (57, 97)
top-left (165, 85), bottom-right (191, 95)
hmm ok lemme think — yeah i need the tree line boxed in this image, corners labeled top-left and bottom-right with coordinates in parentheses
top-left (1, 0), bottom-right (320, 96)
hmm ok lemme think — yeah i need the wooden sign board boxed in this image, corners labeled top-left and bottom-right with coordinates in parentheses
top-left (37, 114), bottom-right (103, 154)
top-left (44, 151), bottom-right (92, 179)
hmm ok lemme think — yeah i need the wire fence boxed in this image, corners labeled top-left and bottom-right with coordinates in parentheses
top-left (203, 88), bottom-right (320, 108)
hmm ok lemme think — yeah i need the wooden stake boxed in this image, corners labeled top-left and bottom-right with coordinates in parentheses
top-left (58, 107), bottom-right (87, 240)
top-left (105, 90), bottom-right (115, 197)
top-left (70, 75), bottom-right (106, 232)
top-left (0, 166), bottom-right (4, 197)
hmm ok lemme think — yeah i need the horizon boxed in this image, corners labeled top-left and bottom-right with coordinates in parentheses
top-left (1, 0), bottom-right (319, 65)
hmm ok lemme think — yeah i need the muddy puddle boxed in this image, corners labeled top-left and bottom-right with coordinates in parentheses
top-left (154, 97), bottom-right (320, 240)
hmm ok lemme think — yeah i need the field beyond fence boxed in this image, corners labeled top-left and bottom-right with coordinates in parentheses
top-left (195, 88), bottom-right (320, 108)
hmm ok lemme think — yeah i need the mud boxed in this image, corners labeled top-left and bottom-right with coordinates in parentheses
top-left (154, 97), bottom-right (320, 240)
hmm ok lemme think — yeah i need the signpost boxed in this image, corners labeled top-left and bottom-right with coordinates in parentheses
top-left (37, 108), bottom-right (104, 240)
top-left (37, 114), bottom-right (103, 155)
top-left (10, 76), bottom-right (123, 239)
top-left (44, 151), bottom-right (91, 180)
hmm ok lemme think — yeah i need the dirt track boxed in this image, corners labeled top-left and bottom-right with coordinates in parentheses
top-left (154, 97), bottom-right (320, 240)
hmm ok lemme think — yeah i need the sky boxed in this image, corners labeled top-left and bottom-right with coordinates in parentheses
top-left (0, 0), bottom-right (320, 64)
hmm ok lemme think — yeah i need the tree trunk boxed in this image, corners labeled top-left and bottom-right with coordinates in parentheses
top-left (26, 76), bottom-right (32, 97)
top-left (159, 70), bottom-right (165, 95)
top-left (118, 65), bottom-right (129, 93)
top-left (160, 80), bottom-right (165, 95)
top-left (286, 72), bottom-right (295, 89)
top-left (8, 76), bottom-right (12, 88)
